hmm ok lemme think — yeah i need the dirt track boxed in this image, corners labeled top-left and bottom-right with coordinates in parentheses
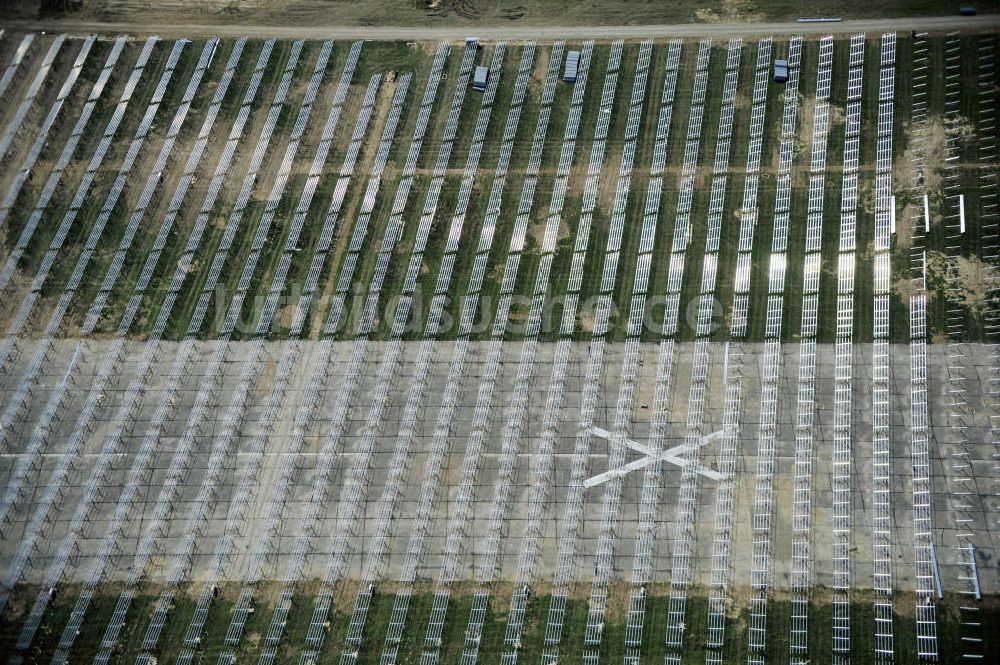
top-left (2, 14), bottom-right (999, 41)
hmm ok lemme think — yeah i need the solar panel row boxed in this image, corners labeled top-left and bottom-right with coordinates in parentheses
top-left (118, 40), bottom-right (325, 661)
top-left (582, 40), bottom-right (656, 663)
top-left (498, 43), bottom-right (596, 664)
top-left (786, 34), bottom-right (836, 661)
top-left (449, 43), bottom-right (569, 665)
top-left (539, 39), bottom-right (626, 664)
top-left (871, 32), bottom-right (897, 659)
top-left (665, 37), bottom-right (740, 665)
top-left (828, 33), bottom-right (867, 661)
top-left (0, 34), bottom-right (71, 168)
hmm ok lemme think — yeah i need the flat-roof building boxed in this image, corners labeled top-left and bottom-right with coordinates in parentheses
top-left (563, 50), bottom-right (580, 82)
top-left (774, 58), bottom-right (789, 83)
top-left (472, 65), bottom-right (489, 91)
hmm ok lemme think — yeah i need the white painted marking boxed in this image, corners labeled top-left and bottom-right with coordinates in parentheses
top-left (583, 427), bottom-right (726, 488)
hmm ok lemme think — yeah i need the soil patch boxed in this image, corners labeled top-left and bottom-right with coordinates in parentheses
top-left (894, 202), bottom-right (916, 252)
top-left (896, 114), bottom-right (977, 196)
top-left (925, 250), bottom-right (998, 316)
top-left (695, 0), bottom-right (764, 23)
top-left (954, 254), bottom-right (999, 312)
top-left (892, 275), bottom-right (919, 302)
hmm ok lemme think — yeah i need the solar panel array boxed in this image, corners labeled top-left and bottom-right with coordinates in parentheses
top-left (656, 39), bottom-right (713, 659)
top-left (0, 31), bottom-right (995, 665)
top-left (713, 35), bottom-right (776, 665)
top-left (320, 40), bottom-right (476, 660)
top-left (0, 36), bottom-right (158, 373)
top-left (978, 35), bottom-right (1000, 537)
top-left (662, 38), bottom-right (712, 344)
top-left (304, 39), bottom-right (511, 664)
top-left (0, 41), bottom-right (222, 626)
top-left (0, 35), bottom-right (117, 296)
top-left (235, 62), bottom-right (388, 654)
top-left (223, 43), bottom-right (424, 660)
top-left (91, 43), bottom-right (256, 650)
top-left (3, 35), bottom-right (256, 643)
top-left (910, 293), bottom-right (938, 654)
top-left (0, 40), bottom-right (210, 547)
top-left (385, 40), bottom-right (516, 657)
top-left (0, 35), bottom-right (435, 661)
top-left (215, 48), bottom-right (379, 653)
top-left (0, 33), bottom-right (70, 165)
top-left (3, 38), bottom-right (198, 643)
top-left (105, 38), bottom-right (233, 332)
top-left (665, 37), bottom-right (740, 665)
top-left (391, 43), bottom-right (542, 665)
top-left (789, 35), bottom-right (834, 663)
top-left (902, 32), bottom-right (941, 661)
top-left (270, 41), bottom-right (478, 665)
top-left (579, 40), bottom-right (654, 665)
top-left (30, 37), bottom-right (282, 658)
top-left (972, 29), bottom-right (998, 651)
top-left (252, 43), bottom-right (453, 665)
top-left (9, 38), bottom-right (188, 662)
top-left (0, 32), bottom-right (35, 99)
top-left (537, 40), bottom-right (625, 665)
top-left (137, 43), bottom-right (356, 659)
top-left (978, 36), bottom-right (1000, 656)
top-left (616, 39), bottom-right (682, 665)
top-left (302, 42), bottom-right (470, 609)
top-left (448, 42), bottom-right (565, 665)
top-left (330, 42), bottom-right (507, 665)
top-left (830, 33), bottom-right (866, 663)
top-left (141, 40), bottom-right (272, 339)
top-left (149, 39), bottom-right (305, 569)
top-left (626, 44), bottom-right (710, 655)
top-left (181, 50), bottom-right (395, 662)
top-left (500, 42), bottom-right (594, 665)
top-left (705, 40), bottom-right (776, 665)
top-left (871, 31), bottom-right (896, 661)
top-left (4, 39), bottom-right (158, 649)
top-left (939, 31), bottom-right (988, 661)
top-left (40, 39), bottom-right (309, 661)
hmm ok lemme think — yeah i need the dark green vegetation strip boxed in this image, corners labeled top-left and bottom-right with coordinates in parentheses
top-left (0, 583), bottom-right (995, 663)
top-left (4, 0), bottom-right (997, 28)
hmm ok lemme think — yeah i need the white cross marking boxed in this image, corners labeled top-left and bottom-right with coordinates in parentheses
top-left (583, 426), bottom-right (726, 488)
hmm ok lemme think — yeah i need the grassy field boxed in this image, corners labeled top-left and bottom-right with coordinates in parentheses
top-left (3, 0), bottom-right (997, 29)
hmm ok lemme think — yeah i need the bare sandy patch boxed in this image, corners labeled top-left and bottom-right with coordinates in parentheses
top-left (955, 255), bottom-right (999, 311)
top-left (257, 351), bottom-right (277, 396)
top-left (894, 202), bottom-right (916, 252)
top-left (892, 276), bottom-right (920, 302)
top-left (695, 0), bottom-right (764, 23)
top-left (898, 114), bottom-right (976, 196)
top-left (898, 116), bottom-right (947, 192)
top-left (828, 101), bottom-right (846, 125)
top-left (925, 250), bottom-right (998, 317)
top-left (528, 213), bottom-right (570, 250)
top-left (528, 46), bottom-right (548, 94)
top-left (788, 93), bottom-right (816, 186)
